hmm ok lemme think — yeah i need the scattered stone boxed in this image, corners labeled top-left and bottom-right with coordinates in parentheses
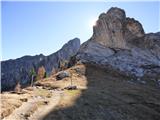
top-left (37, 86), bottom-right (43, 89)
top-left (137, 78), bottom-right (141, 81)
top-left (20, 98), bottom-right (28, 102)
top-left (43, 101), bottom-right (49, 105)
top-left (35, 96), bottom-right (42, 99)
top-left (56, 71), bottom-right (70, 80)
top-left (140, 81), bottom-right (146, 84)
top-left (64, 86), bottom-right (77, 90)
top-left (24, 113), bottom-right (30, 119)
top-left (127, 80), bottom-right (135, 84)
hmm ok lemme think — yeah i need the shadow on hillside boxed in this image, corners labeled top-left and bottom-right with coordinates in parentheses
top-left (42, 64), bottom-right (160, 120)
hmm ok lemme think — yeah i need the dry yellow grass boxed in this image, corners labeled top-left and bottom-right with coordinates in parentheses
top-left (0, 93), bottom-right (30, 119)
top-left (33, 88), bottom-right (52, 98)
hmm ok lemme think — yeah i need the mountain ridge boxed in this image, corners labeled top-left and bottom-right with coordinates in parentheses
top-left (1, 38), bottom-right (80, 91)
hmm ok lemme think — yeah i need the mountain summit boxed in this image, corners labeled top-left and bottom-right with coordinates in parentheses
top-left (92, 7), bottom-right (144, 49)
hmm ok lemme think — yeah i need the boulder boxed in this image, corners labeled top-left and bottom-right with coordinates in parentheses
top-left (64, 85), bottom-right (77, 90)
top-left (56, 71), bottom-right (70, 80)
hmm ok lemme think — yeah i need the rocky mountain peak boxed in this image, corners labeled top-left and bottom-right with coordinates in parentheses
top-left (106, 7), bottom-right (126, 20)
top-left (60, 38), bottom-right (80, 52)
top-left (77, 7), bottom-right (160, 86)
top-left (92, 7), bottom-right (145, 49)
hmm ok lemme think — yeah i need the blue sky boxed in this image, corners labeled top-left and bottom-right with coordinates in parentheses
top-left (2, 1), bottom-right (160, 60)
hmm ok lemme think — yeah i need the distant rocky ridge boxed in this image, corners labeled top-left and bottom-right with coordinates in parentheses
top-left (1, 38), bottom-right (80, 91)
top-left (76, 7), bottom-right (160, 86)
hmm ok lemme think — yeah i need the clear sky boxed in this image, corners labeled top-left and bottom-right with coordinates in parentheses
top-left (2, 1), bottom-right (160, 60)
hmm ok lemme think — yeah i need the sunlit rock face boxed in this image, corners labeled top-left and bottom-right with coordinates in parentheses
top-left (77, 7), bottom-right (160, 86)
top-left (92, 7), bottom-right (144, 49)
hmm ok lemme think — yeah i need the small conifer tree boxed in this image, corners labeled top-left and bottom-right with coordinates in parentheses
top-left (30, 68), bottom-right (36, 87)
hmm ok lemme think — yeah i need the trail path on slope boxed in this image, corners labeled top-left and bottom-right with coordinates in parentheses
top-left (3, 90), bottom-right (63, 120)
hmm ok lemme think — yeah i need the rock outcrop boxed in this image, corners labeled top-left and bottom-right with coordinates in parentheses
top-left (1, 38), bottom-right (80, 91)
top-left (76, 7), bottom-right (160, 86)
top-left (56, 71), bottom-right (70, 80)
top-left (91, 7), bottom-right (145, 49)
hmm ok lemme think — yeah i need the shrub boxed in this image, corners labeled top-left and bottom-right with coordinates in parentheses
top-left (14, 81), bottom-right (22, 93)
top-left (36, 66), bottom-right (46, 80)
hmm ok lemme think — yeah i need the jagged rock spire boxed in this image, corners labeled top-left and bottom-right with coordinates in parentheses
top-left (92, 7), bottom-right (145, 49)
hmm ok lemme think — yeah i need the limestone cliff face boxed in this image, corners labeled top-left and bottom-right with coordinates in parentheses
top-left (1, 38), bottom-right (80, 91)
top-left (77, 7), bottom-right (160, 86)
top-left (92, 7), bottom-right (144, 49)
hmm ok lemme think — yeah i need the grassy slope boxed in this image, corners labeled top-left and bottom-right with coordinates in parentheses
top-left (1, 64), bottom-right (160, 120)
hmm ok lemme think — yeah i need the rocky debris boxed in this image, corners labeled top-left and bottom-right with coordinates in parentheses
top-left (76, 7), bottom-right (160, 87)
top-left (64, 85), bottom-right (77, 90)
top-left (56, 71), bottom-right (70, 80)
top-left (1, 38), bottom-right (80, 91)
top-left (20, 98), bottom-right (28, 102)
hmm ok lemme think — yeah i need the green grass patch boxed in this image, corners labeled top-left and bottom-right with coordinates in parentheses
top-left (64, 89), bottom-right (81, 96)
